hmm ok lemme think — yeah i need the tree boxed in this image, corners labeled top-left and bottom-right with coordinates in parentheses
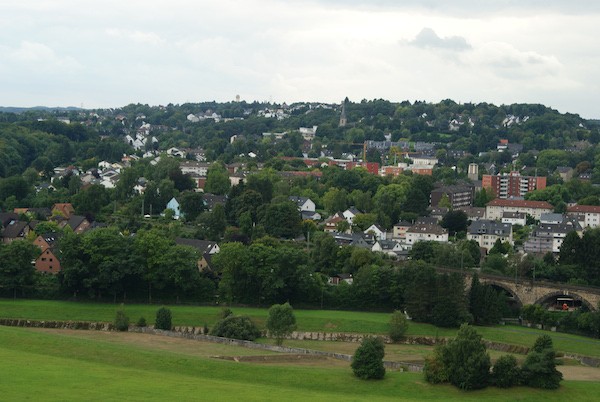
top-left (0, 241), bottom-right (38, 298)
top-left (389, 310), bottom-right (408, 342)
top-left (204, 163), bottom-right (230, 195)
top-left (179, 191), bottom-right (204, 221)
top-left (155, 307), bottom-right (172, 330)
top-left (351, 337), bottom-right (386, 380)
top-left (521, 335), bottom-right (562, 389)
top-left (441, 324), bottom-right (491, 390)
top-left (441, 210), bottom-right (468, 236)
top-left (266, 302), bottom-right (297, 346)
top-left (261, 202), bottom-right (301, 239)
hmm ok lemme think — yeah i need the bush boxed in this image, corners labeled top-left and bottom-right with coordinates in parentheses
top-left (389, 310), bottom-right (409, 342)
top-left (155, 307), bottom-right (172, 330)
top-left (114, 309), bottom-right (129, 332)
top-left (266, 303), bottom-right (297, 346)
top-left (351, 337), bottom-right (386, 380)
top-left (492, 355), bottom-right (520, 388)
top-left (423, 346), bottom-right (449, 384)
top-left (136, 317), bottom-right (147, 327)
top-left (210, 315), bottom-right (261, 341)
top-left (521, 335), bottom-right (563, 389)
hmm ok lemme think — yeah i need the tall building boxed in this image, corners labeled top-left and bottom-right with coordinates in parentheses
top-left (430, 185), bottom-right (475, 208)
top-left (468, 163), bottom-right (479, 181)
top-left (482, 171), bottom-right (546, 199)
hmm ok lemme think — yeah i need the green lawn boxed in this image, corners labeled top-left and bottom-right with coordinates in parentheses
top-left (1, 299), bottom-right (600, 358)
top-left (1, 326), bottom-right (599, 401)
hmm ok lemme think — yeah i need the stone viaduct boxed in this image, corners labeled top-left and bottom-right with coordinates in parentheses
top-left (437, 267), bottom-right (600, 310)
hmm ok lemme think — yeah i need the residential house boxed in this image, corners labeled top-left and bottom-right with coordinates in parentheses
top-left (343, 207), bottom-right (362, 225)
top-left (34, 233), bottom-right (63, 274)
top-left (566, 205), bottom-right (600, 228)
top-left (392, 221), bottom-right (412, 240)
top-left (456, 207), bottom-right (485, 221)
top-left (405, 223), bottom-right (448, 248)
top-left (52, 203), bottom-right (75, 219)
top-left (501, 212), bottom-right (527, 226)
top-left (467, 220), bottom-right (513, 252)
top-left (365, 224), bottom-right (387, 241)
top-left (175, 238), bottom-right (220, 271)
top-left (555, 166), bottom-right (574, 182)
top-left (323, 214), bottom-right (347, 233)
top-left (540, 213), bottom-right (565, 224)
top-left (1, 220), bottom-right (29, 243)
top-left (524, 220), bottom-right (582, 255)
top-left (329, 273), bottom-right (353, 285)
top-left (371, 239), bottom-right (406, 258)
top-left (330, 232), bottom-right (374, 249)
top-left (288, 196), bottom-right (316, 213)
top-left (165, 197), bottom-right (182, 219)
top-left (203, 193), bottom-right (227, 212)
top-left (53, 215), bottom-right (91, 234)
top-left (485, 199), bottom-right (553, 221)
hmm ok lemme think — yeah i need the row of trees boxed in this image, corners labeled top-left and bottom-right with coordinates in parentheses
top-left (424, 325), bottom-right (562, 390)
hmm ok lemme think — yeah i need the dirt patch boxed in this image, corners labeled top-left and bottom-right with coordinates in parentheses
top-left (324, 322), bottom-right (337, 329)
top-left (559, 365), bottom-right (600, 381)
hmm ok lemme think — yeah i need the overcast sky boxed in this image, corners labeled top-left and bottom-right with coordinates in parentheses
top-left (1, 1), bottom-right (599, 118)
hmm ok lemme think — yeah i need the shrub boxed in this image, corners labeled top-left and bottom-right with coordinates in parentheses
top-left (155, 307), bottom-right (172, 330)
top-left (423, 345), bottom-right (449, 384)
top-left (203, 323), bottom-right (209, 334)
top-left (114, 309), bottom-right (129, 332)
top-left (210, 315), bottom-right (261, 341)
top-left (136, 317), bottom-right (147, 327)
top-left (389, 310), bottom-right (409, 342)
top-left (351, 337), bottom-right (386, 380)
top-left (492, 355), bottom-right (520, 388)
top-left (521, 335), bottom-right (563, 389)
top-left (266, 303), bottom-right (297, 346)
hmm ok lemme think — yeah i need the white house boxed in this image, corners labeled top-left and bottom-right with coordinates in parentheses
top-left (288, 196), bottom-right (316, 212)
top-left (486, 199), bottom-right (553, 221)
top-left (501, 212), bottom-right (527, 226)
top-left (567, 205), bottom-right (600, 228)
top-left (405, 223), bottom-right (448, 248)
top-left (365, 224), bottom-right (387, 241)
top-left (343, 207), bottom-right (362, 225)
top-left (467, 220), bottom-right (513, 252)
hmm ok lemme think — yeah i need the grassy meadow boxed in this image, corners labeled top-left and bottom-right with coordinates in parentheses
top-left (2, 299), bottom-right (600, 358)
top-left (2, 325), bottom-right (600, 401)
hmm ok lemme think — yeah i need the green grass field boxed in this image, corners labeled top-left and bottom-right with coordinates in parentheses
top-left (1, 299), bottom-right (600, 358)
top-left (2, 326), bottom-right (600, 401)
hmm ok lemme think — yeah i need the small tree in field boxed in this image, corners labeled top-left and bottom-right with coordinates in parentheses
top-left (442, 324), bottom-right (490, 390)
top-left (155, 307), bottom-right (172, 330)
top-left (351, 337), bottom-right (386, 380)
top-left (389, 310), bottom-right (409, 342)
top-left (266, 303), bottom-right (297, 346)
top-left (114, 309), bottom-right (129, 332)
top-left (492, 354), bottom-right (520, 388)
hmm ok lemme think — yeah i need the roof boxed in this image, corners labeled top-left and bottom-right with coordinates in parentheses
top-left (0, 212), bottom-right (18, 227)
top-left (540, 213), bottom-right (565, 223)
top-left (175, 238), bottom-right (217, 254)
top-left (344, 207), bottom-right (362, 216)
top-left (486, 199), bottom-right (553, 209)
top-left (394, 221), bottom-right (412, 227)
top-left (567, 205), bottom-right (600, 214)
top-left (457, 207), bottom-right (485, 218)
top-left (533, 221), bottom-right (581, 236)
top-left (502, 211), bottom-right (526, 219)
top-left (468, 220), bottom-right (512, 236)
top-left (1, 221), bottom-right (28, 238)
top-left (407, 223), bottom-right (447, 235)
top-left (67, 215), bottom-right (88, 230)
top-left (289, 195), bottom-right (310, 206)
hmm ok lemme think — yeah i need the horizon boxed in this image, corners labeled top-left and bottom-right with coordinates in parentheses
top-left (1, 1), bottom-right (599, 119)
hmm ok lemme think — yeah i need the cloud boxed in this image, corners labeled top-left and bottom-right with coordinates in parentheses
top-left (106, 28), bottom-right (165, 45)
top-left (0, 41), bottom-right (81, 72)
top-left (409, 28), bottom-right (471, 51)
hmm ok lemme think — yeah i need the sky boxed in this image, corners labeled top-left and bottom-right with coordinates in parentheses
top-left (1, 0), bottom-right (599, 118)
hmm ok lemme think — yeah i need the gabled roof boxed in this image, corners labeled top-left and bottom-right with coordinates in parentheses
top-left (1, 221), bottom-right (28, 238)
top-left (66, 215), bottom-right (88, 231)
top-left (0, 212), bottom-right (18, 227)
top-left (486, 199), bottom-right (553, 209)
top-left (407, 223), bottom-right (447, 235)
top-left (567, 205), bottom-right (600, 214)
top-left (468, 220), bottom-right (512, 236)
top-left (175, 238), bottom-right (217, 254)
top-left (288, 195), bottom-right (310, 206)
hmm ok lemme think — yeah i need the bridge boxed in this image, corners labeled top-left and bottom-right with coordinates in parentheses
top-left (436, 267), bottom-right (600, 311)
